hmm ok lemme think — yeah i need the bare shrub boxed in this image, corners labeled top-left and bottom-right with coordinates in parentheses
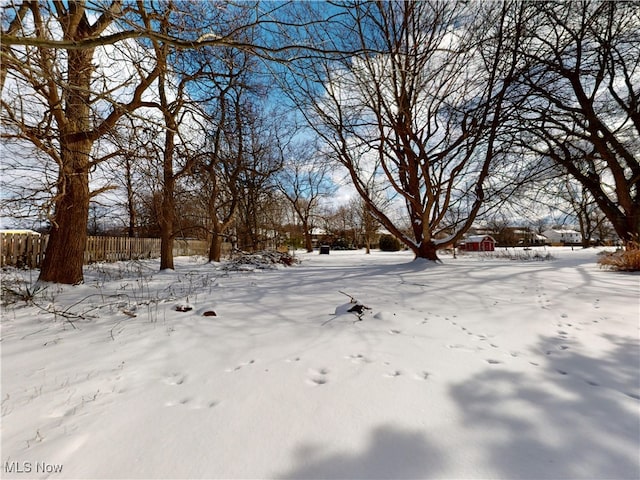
top-left (598, 244), bottom-right (640, 272)
top-left (224, 250), bottom-right (299, 271)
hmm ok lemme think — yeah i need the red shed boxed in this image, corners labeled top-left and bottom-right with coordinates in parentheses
top-left (461, 235), bottom-right (496, 252)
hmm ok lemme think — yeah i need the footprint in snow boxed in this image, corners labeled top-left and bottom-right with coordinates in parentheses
top-left (447, 344), bottom-right (477, 353)
top-left (308, 377), bottom-right (328, 386)
top-left (165, 397), bottom-right (219, 409)
top-left (226, 359), bottom-right (256, 372)
top-left (384, 370), bottom-right (402, 378)
top-left (486, 359), bottom-right (502, 365)
top-left (164, 373), bottom-right (187, 386)
top-left (389, 329), bottom-right (401, 335)
top-left (413, 371), bottom-right (431, 381)
top-left (306, 368), bottom-right (329, 386)
top-left (345, 354), bottom-right (370, 364)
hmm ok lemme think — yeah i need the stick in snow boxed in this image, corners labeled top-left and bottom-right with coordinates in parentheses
top-left (338, 290), bottom-right (358, 303)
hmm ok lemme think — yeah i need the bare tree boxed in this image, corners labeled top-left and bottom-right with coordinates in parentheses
top-left (352, 196), bottom-right (380, 254)
top-left (235, 104), bottom-right (285, 251)
top-left (1, 1), bottom-right (351, 283)
top-left (277, 141), bottom-right (334, 252)
top-left (285, 1), bottom-right (522, 261)
top-left (194, 39), bottom-right (261, 262)
top-left (552, 175), bottom-right (608, 248)
top-left (142, 4), bottom-right (204, 271)
top-left (510, 1), bottom-right (640, 247)
top-left (1, 1), bottom-right (160, 283)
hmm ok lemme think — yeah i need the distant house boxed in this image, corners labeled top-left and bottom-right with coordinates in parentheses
top-left (531, 233), bottom-right (548, 245)
top-left (542, 229), bottom-right (582, 245)
top-left (310, 228), bottom-right (328, 247)
top-left (460, 235), bottom-right (496, 252)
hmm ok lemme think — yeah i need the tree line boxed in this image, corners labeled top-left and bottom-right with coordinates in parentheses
top-left (1, 0), bottom-right (638, 284)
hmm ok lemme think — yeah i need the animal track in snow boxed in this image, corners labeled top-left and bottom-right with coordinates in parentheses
top-left (384, 370), bottom-right (402, 378)
top-left (165, 397), bottom-right (219, 409)
top-left (447, 344), bottom-right (477, 353)
top-left (389, 329), bottom-right (401, 335)
top-left (486, 359), bottom-right (502, 365)
top-left (553, 368), bottom-right (639, 401)
top-left (226, 359), bottom-right (256, 372)
top-left (307, 368), bottom-right (329, 386)
top-left (345, 353), bottom-right (370, 364)
top-left (413, 371), bottom-right (431, 381)
top-left (308, 377), bottom-right (327, 386)
top-left (164, 372), bottom-right (187, 386)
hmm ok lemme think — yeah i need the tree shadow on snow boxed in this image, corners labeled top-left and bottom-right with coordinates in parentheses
top-left (278, 425), bottom-right (444, 479)
top-left (449, 333), bottom-right (640, 479)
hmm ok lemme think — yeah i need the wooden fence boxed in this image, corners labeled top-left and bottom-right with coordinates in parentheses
top-left (84, 236), bottom-right (162, 263)
top-left (1, 233), bottom-right (211, 269)
top-left (0, 233), bottom-right (48, 269)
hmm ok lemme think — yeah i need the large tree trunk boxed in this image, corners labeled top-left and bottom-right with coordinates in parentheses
top-left (39, 153), bottom-right (90, 284)
top-left (160, 227), bottom-right (174, 270)
top-left (414, 240), bottom-right (439, 262)
top-left (207, 193), bottom-right (235, 262)
top-left (302, 220), bottom-right (313, 253)
top-left (606, 205), bottom-right (640, 248)
top-left (159, 177), bottom-right (175, 270)
top-left (39, 48), bottom-right (94, 284)
top-left (208, 232), bottom-right (223, 262)
top-left (158, 96), bottom-right (176, 270)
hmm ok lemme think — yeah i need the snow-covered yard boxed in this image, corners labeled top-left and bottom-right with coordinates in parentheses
top-left (1, 247), bottom-right (638, 479)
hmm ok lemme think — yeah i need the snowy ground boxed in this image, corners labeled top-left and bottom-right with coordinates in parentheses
top-left (1, 247), bottom-right (639, 479)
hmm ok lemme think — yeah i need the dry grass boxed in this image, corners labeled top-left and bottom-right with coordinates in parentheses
top-left (598, 244), bottom-right (640, 272)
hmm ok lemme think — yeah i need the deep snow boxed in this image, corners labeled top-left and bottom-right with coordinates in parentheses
top-left (1, 247), bottom-right (639, 479)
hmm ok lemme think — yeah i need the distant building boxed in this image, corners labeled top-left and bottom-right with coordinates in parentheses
top-left (460, 235), bottom-right (496, 252)
top-left (542, 229), bottom-right (582, 245)
top-left (310, 228), bottom-right (328, 248)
